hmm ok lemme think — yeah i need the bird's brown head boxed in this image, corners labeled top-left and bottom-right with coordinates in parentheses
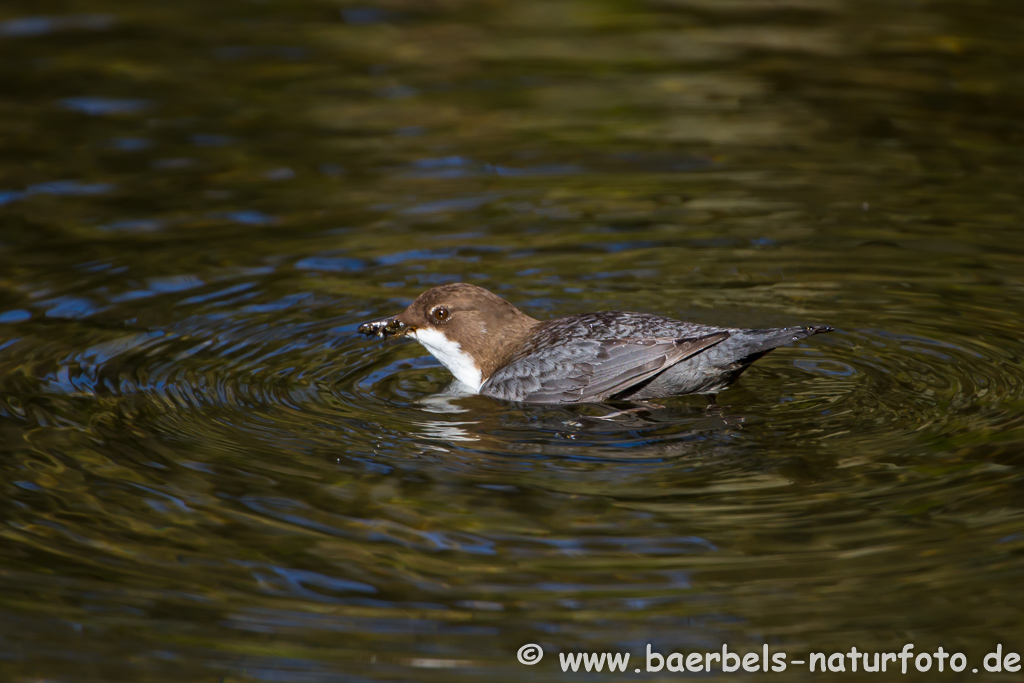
top-left (358, 283), bottom-right (539, 386)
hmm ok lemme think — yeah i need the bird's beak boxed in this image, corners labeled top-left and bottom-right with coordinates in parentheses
top-left (358, 316), bottom-right (410, 339)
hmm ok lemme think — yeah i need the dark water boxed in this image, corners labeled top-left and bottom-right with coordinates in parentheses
top-left (2, 0), bottom-right (1024, 680)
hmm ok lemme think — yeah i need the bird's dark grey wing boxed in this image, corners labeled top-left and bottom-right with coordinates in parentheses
top-left (481, 332), bottom-right (730, 403)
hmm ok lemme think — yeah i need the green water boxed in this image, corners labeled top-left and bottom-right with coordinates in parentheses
top-left (1, 0), bottom-right (1023, 681)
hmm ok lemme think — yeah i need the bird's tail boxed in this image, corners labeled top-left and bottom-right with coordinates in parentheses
top-left (723, 325), bottom-right (833, 364)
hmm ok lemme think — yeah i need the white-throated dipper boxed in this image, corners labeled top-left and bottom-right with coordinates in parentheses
top-left (358, 283), bottom-right (832, 403)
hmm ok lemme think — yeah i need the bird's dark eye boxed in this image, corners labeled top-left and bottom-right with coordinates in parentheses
top-left (432, 306), bottom-right (450, 322)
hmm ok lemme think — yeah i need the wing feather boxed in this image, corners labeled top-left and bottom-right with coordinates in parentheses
top-left (482, 332), bottom-right (729, 403)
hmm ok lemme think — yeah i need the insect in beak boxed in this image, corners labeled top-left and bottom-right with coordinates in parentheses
top-left (358, 317), bottom-right (409, 339)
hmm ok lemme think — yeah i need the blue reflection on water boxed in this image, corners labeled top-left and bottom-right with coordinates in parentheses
top-left (399, 194), bottom-right (502, 215)
top-left (295, 256), bottom-right (365, 272)
top-left (0, 180), bottom-right (113, 206)
top-left (60, 97), bottom-right (150, 115)
top-left (401, 156), bottom-right (582, 179)
top-left (0, 14), bottom-right (114, 37)
top-left (793, 359), bottom-right (856, 376)
top-left (0, 309), bottom-right (32, 323)
top-left (218, 211), bottom-right (277, 225)
top-left (101, 219), bottom-right (164, 233)
top-left (191, 134), bottom-right (234, 147)
top-left (341, 7), bottom-right (392, 25)
top-left (107, 137), bottom-right (151, 151)
top-left (44, 297), bottom-right (101, 319)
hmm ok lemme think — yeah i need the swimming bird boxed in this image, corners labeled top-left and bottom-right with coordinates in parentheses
top-left (358, 283), bottom-right (831, 404)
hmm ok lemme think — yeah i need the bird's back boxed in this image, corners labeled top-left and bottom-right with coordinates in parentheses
top-left (487, 312), bottom-right (830, 401)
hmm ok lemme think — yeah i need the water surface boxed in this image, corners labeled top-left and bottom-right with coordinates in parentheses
top-left (1, 0), bottom-right (1024, 680)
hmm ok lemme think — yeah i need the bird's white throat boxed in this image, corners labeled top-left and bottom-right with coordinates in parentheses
top-left (411, 328), bottom-right (483, 392)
